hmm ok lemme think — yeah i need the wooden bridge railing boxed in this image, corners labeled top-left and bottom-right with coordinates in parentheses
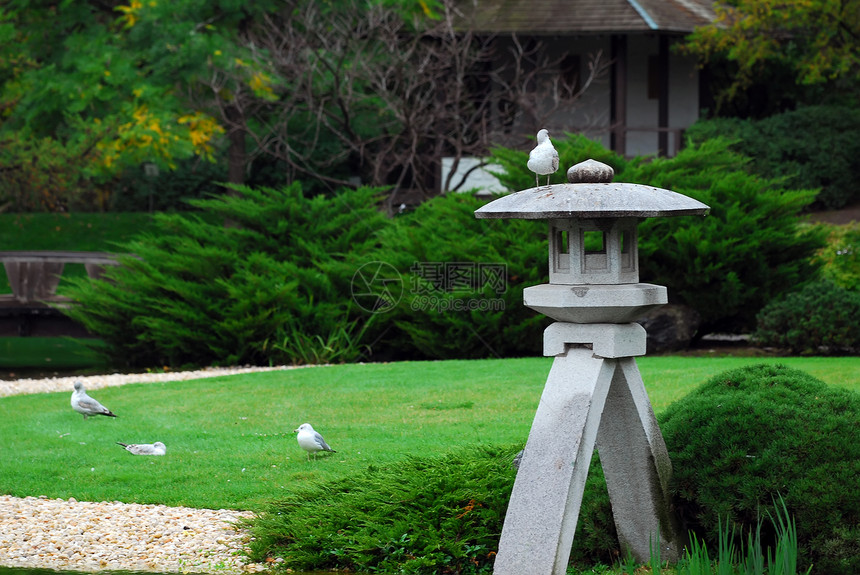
top-left (0, 251), bottom-right (123, 304)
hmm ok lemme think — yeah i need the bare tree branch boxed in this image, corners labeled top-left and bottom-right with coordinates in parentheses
top-left (196, 0), bottom-right (607, 207)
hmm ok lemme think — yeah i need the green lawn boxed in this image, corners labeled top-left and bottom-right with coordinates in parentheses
top-left (0, 337), bottom-right (108, 372)
top-left (0, 356), bottom-right (856, 512)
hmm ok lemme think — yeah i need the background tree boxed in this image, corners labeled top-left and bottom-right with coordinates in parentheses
top-left (0, 0), bottom-right (264, 211)
top-left (201, 0), bottom-right (606, 207)
top-left (683, 0), bottom-right (860, 116)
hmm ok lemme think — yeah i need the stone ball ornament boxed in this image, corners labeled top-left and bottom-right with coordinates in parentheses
top-left (567, 158), bottom-right (614, 183)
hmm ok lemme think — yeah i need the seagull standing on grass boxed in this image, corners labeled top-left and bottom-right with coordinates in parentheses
top-left (71, 381), bottom-right (117, 419)
top-left (116, 441), bottom-right (166, 456)
top-left (295, 423), bottom-right (336, 460)
top-left (527, 128), bottom-right (559, 187)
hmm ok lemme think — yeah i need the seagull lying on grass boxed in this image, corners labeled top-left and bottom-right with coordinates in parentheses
top-left (71, 381), bottom-right (117, 419)
top-left (117, 441), bottom-right (167, 456)
top-left (295, 423), bottom-right (336, 460)
top-left (527, 128), bottom-right (559, 187)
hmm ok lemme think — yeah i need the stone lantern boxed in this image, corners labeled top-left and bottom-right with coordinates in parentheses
top-left (474, 159), bottom-right (709, 575)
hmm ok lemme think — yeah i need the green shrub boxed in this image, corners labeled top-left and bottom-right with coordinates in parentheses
top-left (660, 364), bottom-right (860, 575)
top-left (369, 193), bottom-right (548, 360)
top-left (247, 445), bottom-right (520, 574)
top-left (490, 134), bottom-right (827, 334)
top-left (753, 281), bottom-right (860, 355)
top-left (686, 105), bottom-right (860, 209)
top-left (816, 222), bottom-right (859, 290)
top-left (62, 183), bottom-right (389, 367)
top-left (62, 135), bottom-right (827, 364)
top-left (109, 157), bottom-right (228, 212)
top-left (247, 445), bottom-right (622, 574)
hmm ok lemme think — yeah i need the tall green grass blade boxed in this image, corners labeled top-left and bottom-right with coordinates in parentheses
top-left (681, 531), bottom-right (711, 575)
top-left (716, 515), bottom-right (737, 575)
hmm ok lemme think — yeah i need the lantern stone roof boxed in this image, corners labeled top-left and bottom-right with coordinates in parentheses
top-left (457, 0), bottom-right (716, 35)
top-left (475, 182), bottom-right (710, 219)
top-left (476, 158), bottom-right (710, 219)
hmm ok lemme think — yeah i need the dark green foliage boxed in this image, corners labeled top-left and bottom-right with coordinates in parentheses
top-left (61, 134), bottom-right (826, 363)
top-left (753, 281), bottom-right (860, 355)
top-left (247, 445), bottom-right (520, 574)
top-left (248, 445), bottom-right (620, 574)
top-left (62, 184), bottom-right (388, 367)
top-left (686, 105), bottom-right (860, 209)
top-left (660, 364), bottom-right (860, 575)
top-left (370, 193), bottom-right (548, 359)
top-left (631, 140), bottom-right (826, 333)
top-left (490, 134), bottom-right (826, 334)
top-left (110, 158), bottom-right (228, 212)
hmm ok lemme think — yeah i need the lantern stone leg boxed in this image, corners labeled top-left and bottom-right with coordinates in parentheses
top-left (493, 323), bottom-right (682, 575)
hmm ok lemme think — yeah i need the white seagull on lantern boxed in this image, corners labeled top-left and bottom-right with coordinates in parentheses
top-left (527, 129), bottom-right (559, 187)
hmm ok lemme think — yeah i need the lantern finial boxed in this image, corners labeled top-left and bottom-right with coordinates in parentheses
top-left (567, 159), bottom-right (614, 184)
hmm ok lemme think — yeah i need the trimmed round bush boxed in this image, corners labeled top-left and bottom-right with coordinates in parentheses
top-left (753, 280), bottom-right (860, 355)
top-left (660, 364), bottom-right (860, 574)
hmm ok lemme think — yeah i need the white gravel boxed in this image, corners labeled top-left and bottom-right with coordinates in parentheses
top-left (0, 365), bottom-right (309, 574)
top-left (0, 495), bottom-right (264, 573)
top-left (0, 365), bottom-right (294, 398)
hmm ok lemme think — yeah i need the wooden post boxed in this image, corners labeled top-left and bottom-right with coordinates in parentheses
top-left (658, 35), bottom-right (670, 156)
top-left (610, 35), bottom-right (627, 157)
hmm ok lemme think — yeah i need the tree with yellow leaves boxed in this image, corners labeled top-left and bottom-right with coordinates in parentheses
top-left (0, 0), bottom-right (258, 211)
top-left (683, 0), bottom-right (860, 112)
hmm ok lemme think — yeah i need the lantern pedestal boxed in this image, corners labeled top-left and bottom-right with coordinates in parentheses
top-left (474, 158), bottom-right (709, 574)
top-left (493, 324), bottom-right (682, 575)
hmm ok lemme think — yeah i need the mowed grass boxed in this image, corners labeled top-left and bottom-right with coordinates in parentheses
top-left (0, 356), bottom-right (857, 512)
top-left (0, 337), bottom-right (109, 371)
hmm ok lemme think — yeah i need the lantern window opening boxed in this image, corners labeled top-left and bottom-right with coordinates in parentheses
top-left (620, 229), bottom-right (635, 272)
top-left (554, 228), bottom-right (570, 272)
top-left (583, 230), bottom-right (606, 254)
top-left (582, 229), bottom-right (608, 273)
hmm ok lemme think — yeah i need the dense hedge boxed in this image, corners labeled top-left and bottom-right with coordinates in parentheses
top-left (490, 135), bottom-right (826, 334)
top-left (249, 365), bottom-right (859, 574)
top-left (63, 136), bottom-right (826, 366)
top-left (685, 105), bottom-right (860, 209)
top-left (247, 445), bottom-right (519, 574)
top-left (62, 184), bottom-right (389, 367)
top-left (753, 280), bottom-right (860, 354)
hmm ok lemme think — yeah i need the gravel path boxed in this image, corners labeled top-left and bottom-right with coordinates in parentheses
top-left (0, 365), bottom-right (293, 398)
top-left (0, 366), bottom-right (304, 574)
top-left (0, 495), bottom-right (264, 573)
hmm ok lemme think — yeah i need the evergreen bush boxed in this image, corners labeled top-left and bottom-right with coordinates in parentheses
top-left (369, 193), bottom-right (548, 360)
top-left (247, 445), bottom-right (521, 574)
top-left (753, 281), bottom-right (860, 355)
top-left (62, 183), bottom-right (389, 367)
top-left (63, 134), bottom-right (827, 363)
top-left (685, 105), bottom-right (860, 209)
top-left (660, 364), bottom-right (860, 574)
top-left (490, 134), bottom-right (827, 334)
top-left (247, 445), bottom-right (620, 573)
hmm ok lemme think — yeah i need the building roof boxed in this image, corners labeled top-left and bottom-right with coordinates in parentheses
top-left (457, 0), bottom-right (716, 35)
